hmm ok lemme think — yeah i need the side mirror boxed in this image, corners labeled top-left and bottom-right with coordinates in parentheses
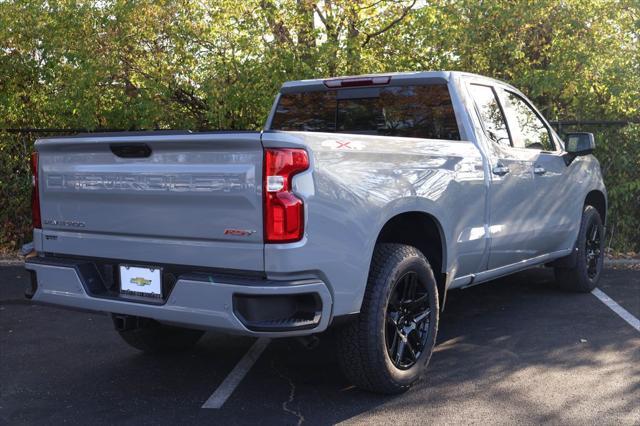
top-left (563, 132), bottom-right (595, 165)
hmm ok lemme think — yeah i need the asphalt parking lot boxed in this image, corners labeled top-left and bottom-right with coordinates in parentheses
top-left (1, 264), bottom-right (639, 425)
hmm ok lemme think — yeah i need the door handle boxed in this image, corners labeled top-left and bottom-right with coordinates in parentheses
top-left (492, 164), bottom-right (510, 176)
top-left (533, 165), bottom-right (546, 175)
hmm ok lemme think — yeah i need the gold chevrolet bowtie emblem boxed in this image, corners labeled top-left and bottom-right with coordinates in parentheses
top-left (130, 277), bottom-right (152, 286)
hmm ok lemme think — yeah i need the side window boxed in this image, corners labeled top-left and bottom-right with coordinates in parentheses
top-left (502, 92), bottom-right (554, 151)
top-left (468, 84), bottom-right (511, 147)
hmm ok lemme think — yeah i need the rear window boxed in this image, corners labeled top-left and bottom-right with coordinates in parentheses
top-left (270, 84), bottom-right (461, 140)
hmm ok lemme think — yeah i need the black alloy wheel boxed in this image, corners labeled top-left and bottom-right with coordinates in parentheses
top-left (585, 222), bottom-right (602, 279)
top-left (385, 271), bottom-right (432, 370)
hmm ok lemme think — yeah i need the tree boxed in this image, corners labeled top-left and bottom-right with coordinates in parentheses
top-left (0, 0), bottom-right (638, 252)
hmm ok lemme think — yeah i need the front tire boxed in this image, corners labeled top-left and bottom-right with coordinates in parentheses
top-left (112, 315), bottom-right (204, 353)
top-left (336, 244), bottom-right (439, 394)
top-left (554, 205), bottom-right (605, 292)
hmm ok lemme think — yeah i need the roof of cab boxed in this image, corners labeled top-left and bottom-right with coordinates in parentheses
top-left (280, 70), bottom-right (515, 93)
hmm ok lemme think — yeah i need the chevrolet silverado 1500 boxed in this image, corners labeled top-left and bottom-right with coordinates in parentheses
top-left (25, 71), bottom-right (606, 393)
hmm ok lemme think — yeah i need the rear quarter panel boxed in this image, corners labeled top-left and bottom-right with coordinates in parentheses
top-left (262, 131), bottom-right (486, 316)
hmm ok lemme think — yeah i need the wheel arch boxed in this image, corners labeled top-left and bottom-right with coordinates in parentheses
top-left (550, 188), bottom-right (607, 270)
top-left (375, 211), bottom-right (448, 310)
top-left (585, 190), bottom-right (607, 225)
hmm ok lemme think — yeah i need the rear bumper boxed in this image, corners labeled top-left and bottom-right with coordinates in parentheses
top-left (25, 256), bottom-right (333, 337)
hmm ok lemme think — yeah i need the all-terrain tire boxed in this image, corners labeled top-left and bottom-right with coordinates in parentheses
top-left (554, 205), bottom-right (605, 292)
top-left (336, 243), bottom-right (439, 394)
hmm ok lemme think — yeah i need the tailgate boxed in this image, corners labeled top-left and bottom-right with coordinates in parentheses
top-left (35, 132), bottom-right (264, 271)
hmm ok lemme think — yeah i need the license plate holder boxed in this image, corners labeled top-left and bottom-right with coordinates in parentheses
top-left (119, 265), bottom-right (162, 299)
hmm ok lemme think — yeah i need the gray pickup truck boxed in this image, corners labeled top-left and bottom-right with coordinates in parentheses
top-left (25, 71), bottom-right (606, 394)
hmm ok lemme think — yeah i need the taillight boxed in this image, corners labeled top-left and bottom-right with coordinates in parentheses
top-left (264, 148), bottom-right (309, 243)
top-left (31, 152), bottom-right (41, 229)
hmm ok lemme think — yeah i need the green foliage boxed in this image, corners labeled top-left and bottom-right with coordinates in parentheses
top-left (0, 0), bottom-right (639, 253)
top-left (591, 124), bottom-right (640, 252)
top-left (0, 132), bottom-right (33, 251)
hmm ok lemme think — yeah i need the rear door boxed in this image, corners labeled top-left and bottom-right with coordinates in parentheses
top-left (467, 83), bottom-right (538, 269)
top-left (36, 132), bottom-right (265, 271)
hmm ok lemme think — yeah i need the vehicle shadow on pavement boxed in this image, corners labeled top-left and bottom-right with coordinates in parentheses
top-left (216, 267), bottom-right (640, 425)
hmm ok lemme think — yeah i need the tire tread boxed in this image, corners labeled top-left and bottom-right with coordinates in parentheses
top-left (337, 243), bottom-right (439, 394)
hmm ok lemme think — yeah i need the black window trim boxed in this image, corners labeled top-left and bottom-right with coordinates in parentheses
top-left (468, 83), bottom-right (515, 148)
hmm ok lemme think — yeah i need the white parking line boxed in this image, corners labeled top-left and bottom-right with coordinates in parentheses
top-left (592, 288), bottom-right (640, 333)
top-left (202, 337), bottom-right (271, 409)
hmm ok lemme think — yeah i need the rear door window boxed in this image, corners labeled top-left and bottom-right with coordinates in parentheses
top-left (468, 84), bottom-right (511, 148)
top-left (271, 84), bottom-right (461, 140)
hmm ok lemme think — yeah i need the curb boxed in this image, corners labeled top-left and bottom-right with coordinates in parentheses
top-left (0, 258), bottom-right (24, 266)
top-left (605, 259), bottom-right (640, 266)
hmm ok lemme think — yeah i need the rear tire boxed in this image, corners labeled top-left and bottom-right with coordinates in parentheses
top-left (336, 244), bottom-right (439, 394)
top-left (112, 315), bottom-right (204, 353)
top-left (554, 205), bottom-right (604, 292)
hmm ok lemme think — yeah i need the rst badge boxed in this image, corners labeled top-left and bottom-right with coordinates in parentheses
top-left (224, 229), bottom-right (257, 237)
